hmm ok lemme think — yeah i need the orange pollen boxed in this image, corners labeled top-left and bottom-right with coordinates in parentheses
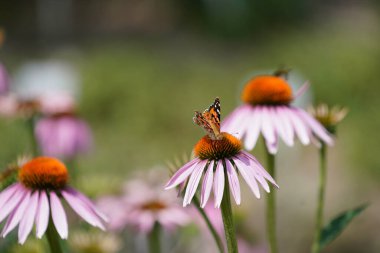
top-left (194, 132), bottom-right (242, 160)
top-left (241, 75), bottom-right (293, 105)
top-left (140, 201), bottom-right (167, 212)
top-left (18, 157), bottom-right (68, 190)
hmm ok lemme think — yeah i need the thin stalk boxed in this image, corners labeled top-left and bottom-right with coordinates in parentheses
top-left (311, 143), bottom-right (327, 253)
top-left (148, 223), bottom-right (161, 253)
top-left (46, 220), bottom-right (63, 253)
top-left (220, 166), bottom-right (238, 253)
top-left (26, 117), bottom-right (39, 156)
top-left (265, 150), bottom-right (278, 253)
top-left (193, 196), bottom-right (225, 253)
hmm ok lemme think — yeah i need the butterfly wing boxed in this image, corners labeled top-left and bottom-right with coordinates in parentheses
top-left (193, 98), bottom-right (221, 139)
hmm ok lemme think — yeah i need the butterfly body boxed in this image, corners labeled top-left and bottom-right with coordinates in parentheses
top-left (193, 98), bottom-right (222, 140)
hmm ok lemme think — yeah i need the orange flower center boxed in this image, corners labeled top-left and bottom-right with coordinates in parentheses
top-left (241, 75), bottom-right (293, 105)
top-left (194, 132), bottom-right (242, 160)
top-left (141, 201), bottom-right (167, 212)
top-left (19, 157), bottom-right (68, 190)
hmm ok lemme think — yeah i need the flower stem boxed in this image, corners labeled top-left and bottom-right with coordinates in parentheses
top-left (193, 195), bottom-right (225, 253)
top-left (311, 143), bottom-right (327, 253)
top-left (265, 150), bottom-right (278, 253)
top-left (220, 167), bottom-right (238, 253)
top-left (26, 117), bottom-right (39, 156)
top-left (46, 220), bottom-right (63, 253)
top-left (148, 223), bottom-right (161, 253)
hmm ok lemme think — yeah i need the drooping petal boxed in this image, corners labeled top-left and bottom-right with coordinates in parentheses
top-left (225, 159), bottom-right (241, 205)
top-left (213, 160), bottom-right (225, 208)
top-left (244, 107), bottom-right (261, 150)
top-left (293, 81), bottom-right (310, 99)
top-left (276, 106), bottom-right (295, 145)
top-left (233, 157), bottom-right (261, 199)
top-left (0, 183), bottom-right (20, 210)
top-left (271, 107), bottom-right (293, 146)
top-left (183, 160), bottom-right (207, 206)
top-left (61, 189), bottom-right (105, 230)
top-left (165, 158), bottom-right (200, 190)
top-left (50, 192), bottom-right (68, 239)
top-left (18, 191), bottom-right (39, 244)
top-left (200, 161), bottom-right (213, 208)
top-left (0, 184), bottom-right (27, 223)
top-left (1, 190), bottom-right (31, 237)
top-left (36, 191), bottom-right (50, 238)
top-left (285, 108), bottom-right (310, 145)
top-left (260, 106), bottom-right (277, 147)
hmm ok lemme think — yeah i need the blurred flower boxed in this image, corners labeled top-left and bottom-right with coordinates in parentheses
top-left (35, 114), bottom-right (92, 159)
top-left (165, 132), bottom-right (278, 207)
top-left (98, 172), bottom-right (190, 234)
top-left (0, 63), bottom-right (9, 94)
top-left (0, 157), bottom-right (107, 244)
top-left (69, 230), bottom-right (122, 253)
top-left (309, 104), bottom-right (348, 135)
top-left (222, 73), bottom-right (333, 154)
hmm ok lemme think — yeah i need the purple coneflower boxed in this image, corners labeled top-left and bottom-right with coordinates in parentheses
top-left (98, 177), bottom-right (190, 234)
top-left (35, 115), bottom-right (92, 159)
top-left (222, 74), bottom-right (333, 154)
top-left (165, 133), bottom-right (278, 208)
top-left (0, 157), bottom-right (107, 245)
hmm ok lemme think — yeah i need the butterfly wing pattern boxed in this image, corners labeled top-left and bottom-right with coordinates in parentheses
top-left (193, 97), bottom-right (222, 140)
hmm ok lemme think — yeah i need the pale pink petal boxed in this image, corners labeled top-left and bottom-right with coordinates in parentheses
top-left (0, 183), bottom-right (22, 210)
top-left (244, 107), bottom-right (261, 150)
top-left (36, 191), bottom-right (50, 238)
top-left (276, 106), bottom-right (295, 145)
top-left (1, 190), bottom-right (31, 237)
top-left (222, 105), bottom-right (250, 138)
top-left (165, 158), bottom-right (200, 190)
top-left (200, 161), bottom-right (214, 208)
top-left (136, 211), bottom-right (155, 234)
top-left (285, 108), bottom-right (310, 145)
top-left (64, 187), bottom-right (108, 223)
top-left (0, 184), bottom-right (27, 223)
top-left (260, 107), bottom-right (276, 146)
top-left (271, 107), bottom-right (293, 146)
top-left (18, 191), bottom-right (39, 244)
top-left (213, 161), bottom-right (225, 208)
top-left (61, 189), bottom-right (105, 230)
top-left (233, 158), bottom-right (260, 198)
top-left (183, 160), bottom-right (207, 206)
top-left (293, 81), bottom-right (310, 99)
top-left (50, 192), bottom-right (68, 239)
top-left (225, 159), bottom-right (241, 205)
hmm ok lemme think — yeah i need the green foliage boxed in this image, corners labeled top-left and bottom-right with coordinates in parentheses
top-left (320, 204), bottom-right (368, 249)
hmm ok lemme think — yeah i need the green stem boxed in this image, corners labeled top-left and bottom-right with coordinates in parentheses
top-left (193, 196), bottom-right (225, 253)
top-left (220, 166), bottom-right (238, 253)
top-left (46, 220), bottom-right (64, 253)
top-left (311, 143), bottom-right (327, 253)
top-left (265, 150), bottom-right (278, 253)
top-left (148, 223), bottom-right (161, 253)
top-left (26, 117), bottom-right (39, 156)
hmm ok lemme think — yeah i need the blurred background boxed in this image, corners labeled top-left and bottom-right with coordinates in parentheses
top-left (0, 0), bottom-right (379, 252)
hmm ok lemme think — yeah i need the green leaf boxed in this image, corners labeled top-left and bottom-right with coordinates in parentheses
top-left (320, 204), bottom-right (368, 249)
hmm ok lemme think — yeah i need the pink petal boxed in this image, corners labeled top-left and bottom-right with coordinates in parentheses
top-left (0, 183), bottom-right (20, 210)
top-left (233, 157), bottom-right (261, 198)
top-left (200, 161), bottom-right (214, 208)
top-left (225, 159), bottom-right (241, 205)
top-left (165, 158), bottom-right (200, 190)
top-left (271, 107), bottom-right (293, 146)
top-left (0, 184), bottom-right (27, 223)
top-left (1, 191), bottom-right (31, 237)
top-left (260, 107), bottom-right (276, 146)
top-left (183, 160), bottom-right (207, 206)
top-left (18, 191), bottom-right (39, 244)
top-left (293, 81), bottom-right (310, 99)
top-left (244, 107), bottom-right (261, 150)
top-left (276, 106), bottom-right (295, 145)
top-left (286, 108), bottom-right (310, 145)
top-left (61, 189), bottom-right (105, 230)
top-left (36, 191), bottom-right (50, 238)
top-left (64, 187), bottom-right (108, 223)
top-left (213, 161), bottom-right (225, 208)
top-left (50, 192), bottom-right (68, 239)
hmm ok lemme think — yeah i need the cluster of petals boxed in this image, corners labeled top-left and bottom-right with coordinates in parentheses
top-left (0, 183), bottom-right (107, 244)
top-left (165, 150), bottom-right (278, 208)
top-left (98, 177), bottom-right (190, 234)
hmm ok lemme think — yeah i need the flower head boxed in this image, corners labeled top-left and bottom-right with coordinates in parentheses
top-left (166, 98), bottom-right (278, 207)
top-left (0, 157), bottom-right (107, 244)
top-left (222, 73), bottom-right (333, 154)
top-left (97, 170), bottom-right (190, 234)
top-left (309, 104), bottom-right (348, 135)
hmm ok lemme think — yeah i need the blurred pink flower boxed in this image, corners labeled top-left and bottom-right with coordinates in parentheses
top-left (97, 177), bottom-right (190, 234)
top-left (0, 157), bottom-right (107, 244)
top-left (222, 75), bottom-right (333, 154)
top-left (35, 115), bottom-right (92, 159)
top-left (38, 92), bottom-right (76, 115)
top-left (0, 63), bottom-right (9, 94)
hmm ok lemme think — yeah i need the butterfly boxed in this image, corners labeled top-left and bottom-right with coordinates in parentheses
top-left (193, 97), bottom-right (222, 140)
